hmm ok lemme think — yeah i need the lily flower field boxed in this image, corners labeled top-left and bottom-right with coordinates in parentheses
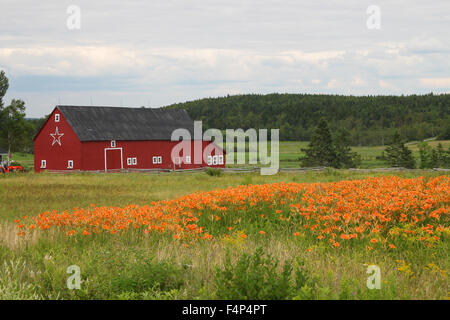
top-left (1, 172), bottom-right (449, 299)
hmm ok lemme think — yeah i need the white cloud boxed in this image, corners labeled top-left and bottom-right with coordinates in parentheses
top-left (0, 0), bottom-right (449, 117)
top-left (351, 76), bottom-right (366, 87)
top-left (378, 80), bottom-right (390, 88)
top-left (327, 79), bottom-right (339, 88)
top-left (420, 78), bottom-right (450, 88)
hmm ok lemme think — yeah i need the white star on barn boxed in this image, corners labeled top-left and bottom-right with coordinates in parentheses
top-left (50, 127), bottom-right (64, 146)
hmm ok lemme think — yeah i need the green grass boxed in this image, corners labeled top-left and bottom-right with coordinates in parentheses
top-left (223, 140), bottom-right (450, 168)
top-left (8, 140), bottom-right (450, 171)
top-left (0, 170), bottom-right (448, 300)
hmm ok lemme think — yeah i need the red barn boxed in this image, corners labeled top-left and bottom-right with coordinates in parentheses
top-left (34, 106), bottom-right (225, 173)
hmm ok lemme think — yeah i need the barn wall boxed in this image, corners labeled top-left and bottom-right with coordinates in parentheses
top-left (80, 140), bottom-right (225, 171)
top-left (34, 108), bottom-right (82, 172)
top-left (34, 107), bottom-right (226, 172)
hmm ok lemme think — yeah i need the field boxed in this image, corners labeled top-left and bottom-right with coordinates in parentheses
top-left (0, 170), bottom-right (448, 300)
top-left (222, 140), bottom-right (450, 168)
top-left (11, 140), bottom-right (450, 172)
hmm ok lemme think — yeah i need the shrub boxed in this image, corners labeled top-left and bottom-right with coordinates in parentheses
top-left (214, 247), bottom-right (314, 299)
top-left (111, 259), bottom-right (185, 297)
top-left (206, 168), bottom-right (223, 177)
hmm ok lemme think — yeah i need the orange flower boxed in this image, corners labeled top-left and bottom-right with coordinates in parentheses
top-left (259, 230), bottom-right (266, 235)
top-left (333, 242), bottom-right (340, 248)
top-left (16, 176), bottom-right (449, 253)
top-left (388, 244), bottom-right (396, 249)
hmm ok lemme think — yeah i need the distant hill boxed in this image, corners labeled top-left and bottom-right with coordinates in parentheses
top-left (165, 93), bottom-right (450, 145)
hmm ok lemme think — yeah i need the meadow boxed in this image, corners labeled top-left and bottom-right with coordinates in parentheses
top-left (0, 170), bottom-right (448, 300)
top-left (11, 140), bottom-right (450, 172)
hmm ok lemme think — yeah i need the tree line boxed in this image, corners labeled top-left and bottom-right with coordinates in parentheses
top-left (301, 120), bottom-right (450, 169)
top-left (166, 93), bottom-right (450, 145)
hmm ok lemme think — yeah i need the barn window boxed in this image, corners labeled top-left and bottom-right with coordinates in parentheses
top-left (152, 156), bottom-right (157, 164)
top-left (55, 114), bottom-right (60, 122)
top-left (127, 158), bottom-right (132, 165)
top-left (157, 156), bottom-right (162, 164)
top-left (67, 160), bottom-right (74, 169)
top-left (132, 157), bottom-right (137, 165)
top-left (41, 160), bottom-right (47, 168)
top-left (111, 140), bottom-right (116, 147)
top-left (212, 155), bottom-right (218, 165)
top-left (185, 156), bottom-right (191, 164)
top-left (218, 155), bottom-right (224, 165)
top-left (207, 156), bottom-right (213, 166)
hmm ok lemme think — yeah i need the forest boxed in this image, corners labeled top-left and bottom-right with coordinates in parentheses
top-left (165, 93), bottom-right (450, 145)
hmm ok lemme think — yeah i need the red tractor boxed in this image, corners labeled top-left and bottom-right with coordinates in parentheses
top-left (0, 163), bottom-right (23, 173)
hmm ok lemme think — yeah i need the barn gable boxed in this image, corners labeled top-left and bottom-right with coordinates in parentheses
top-left (56, 106), bottom-right (195, 141)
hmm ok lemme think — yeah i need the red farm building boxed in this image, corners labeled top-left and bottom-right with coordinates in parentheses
top-left (33, 106), bottom-right (225, 173)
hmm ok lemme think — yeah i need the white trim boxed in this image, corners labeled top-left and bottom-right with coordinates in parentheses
top-left (185, 156), bottom-right (191, 164)
top-left (127, 157), bottom-right (132, 165)
top-left (67, 160), bottom-right (74, 169)
top-left (111, 140), bottom-right (116, 147)
top-left (104, 147), bottom-right (123, 171)
top-left (55, 114), bottom-right (60, 122)
top-left (157, 156), bottom-right (162, 164)
top-left (132, 157), bottom-right (137, 165)
top-left (218, 155), bottom-right (224, 165)
top-left (207, 156), bottom-right (213, 166)
top-left (41, 160), bottom-right (47, 169)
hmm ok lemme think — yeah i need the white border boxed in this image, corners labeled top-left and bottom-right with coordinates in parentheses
top-left (104, 147), bottom-right (123, 172)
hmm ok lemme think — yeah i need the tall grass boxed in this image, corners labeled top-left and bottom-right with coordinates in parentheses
top-left (0, 171), bottom-right (448, 300)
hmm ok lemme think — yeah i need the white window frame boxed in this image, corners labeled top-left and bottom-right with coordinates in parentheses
top-left (132, 157), bottom-right (137, 165)
top-left (218, 155), bottom-right (224, 165)
top-left (127, 158), bottom-right (132, 165)
top-left (55, 114), bottom-right (60, 122)
top-left (212, 155), bottom-right (218, 165)
top-left (111, 140), bottom-right (116, 147)
top-left (157, 156), bottom-right (162, 164)
top-left (41, 160), bottom-right (47, 169)
top-left (185, 156), bottom-right (191, 164)
top-left (152, 156), bottom-right (157, 164)
top-left (207, 156), bottom-right (213, 166)
top-left (67, 160), bottom-right (74, 169)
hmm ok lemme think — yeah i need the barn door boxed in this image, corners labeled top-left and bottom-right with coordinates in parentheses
top-left (105, 148), bottom-right (123, 171)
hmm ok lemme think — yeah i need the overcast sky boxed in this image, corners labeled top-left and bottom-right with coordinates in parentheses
top-left (1, 0), bottom-right (449, 117)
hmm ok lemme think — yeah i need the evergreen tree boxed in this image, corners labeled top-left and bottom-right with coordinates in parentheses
top-left (418, 141), bottom-right (433, 168)
top-left (334, 128), bottom-right (359, 168)
top-left (384, 132), bottom-right (415, 168)
top-left (301, 119), bottom-right (337, 167)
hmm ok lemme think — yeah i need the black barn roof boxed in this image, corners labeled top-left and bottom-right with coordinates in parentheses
top-left (56, 106), bottom-right (195, 142)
